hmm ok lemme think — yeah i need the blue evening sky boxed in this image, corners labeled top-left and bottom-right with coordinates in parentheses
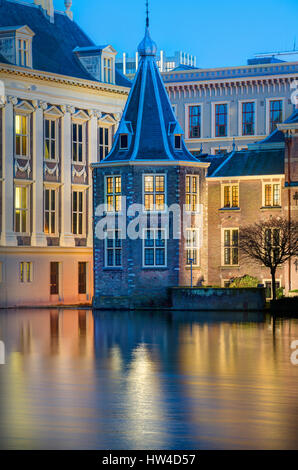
top-left (26, 0), bottom-right (298, 68)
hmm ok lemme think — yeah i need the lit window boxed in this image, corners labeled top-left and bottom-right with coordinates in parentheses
top-left (44, 119), bottom-right (57, 160)
top-left (264, 183), bottom-right (280, 207)
top-left (78, 262), bottom-right (87, 294)
top-left (105, 230), bottom-right (122, 267)
top-left (269, 100), bottom-right (283, 133)
top-left (15, 114), bottom-right (29, 157)
top-left (72, 122), bottom-right (84, 162)
top-left (189, 106), bottom-right (201, 138)
top-left (104, 57), bottom-right (113, 83)
top-left (186, 229), bottom-right (200, 266)
top-left (186, 175), bottom-right (199, 212)
top-left (20, 262), bottom-right (32, 283)
top-left (143, 229), bottom-right (167, 267)
top-left (50, 262), bottom-right (59, 295)
top-left (223, 229), bottom-right (239, 266)
top-left (215, 104), bottom-right (228, 137)
top-left (120, 134), bottom-right (128, 149)
top-left (223, 184), bottom-right (239, 208)
top-left (143, 174), bottom-right (166, 212)
top-left (17, 39), bottom-right (29, 67)
top-left (15, 186), bottom-right (29, 233)
top-left (72, 190), bottom-right (84, 235)
top-left (44, 188), bottom-right (57, 235)
top-left (174, 134), bottom-right (182, 149)
top-left (99, 126), bottom-right (111, 160)
top-left (242, 102), bottom-right (255, 136)
top-left (105, 176), bottom-right (121, 212)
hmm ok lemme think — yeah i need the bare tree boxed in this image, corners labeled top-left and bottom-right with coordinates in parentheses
top-left (239, 217), bottom-right (298, 300)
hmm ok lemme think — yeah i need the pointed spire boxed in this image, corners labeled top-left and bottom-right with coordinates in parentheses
top-left (146, 0), bottom-right (149, 28)
top-left (138, 0), bottom-right (157, 56)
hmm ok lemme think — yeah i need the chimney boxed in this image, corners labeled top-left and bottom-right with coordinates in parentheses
top-left (64, 0), bottom-right (73, 20)
top-left (34, 0), bottom-right (54, 23)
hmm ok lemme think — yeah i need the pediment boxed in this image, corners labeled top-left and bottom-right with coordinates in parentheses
top-left (45, 105), bottom-right (64, 117)
top-left (102, 45), bottom-right (117, 56)
top-left (14, 100), bottom-right (35, 112)
top-left (72, 109), bottom-right (90, 121)
top-left (99, 114), bottom-right (117, 125)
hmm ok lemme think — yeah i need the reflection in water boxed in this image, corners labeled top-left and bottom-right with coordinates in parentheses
top-left (0, 309), bottom-right (297, 450)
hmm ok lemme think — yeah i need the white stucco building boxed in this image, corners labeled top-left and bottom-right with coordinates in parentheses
top-left (0, 0), bottom-right (130, 307)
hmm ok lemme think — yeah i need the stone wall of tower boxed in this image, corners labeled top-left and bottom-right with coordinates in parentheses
top-left (93, 163), bottom-right (208, 309)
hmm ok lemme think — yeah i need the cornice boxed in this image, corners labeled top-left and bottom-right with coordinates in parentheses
top-left (0, 63), bottom-right (130, 96)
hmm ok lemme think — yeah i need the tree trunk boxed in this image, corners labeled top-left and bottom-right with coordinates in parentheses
top-left (271, 269), bottom-right (277, 301)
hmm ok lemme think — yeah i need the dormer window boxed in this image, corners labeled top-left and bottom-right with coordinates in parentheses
top-left (0, 26), bottom-right (34, 68)
top-left (17, 39), bottom-right (29, 67)
top-left (174, 134), bottom-right (182, 149)
top-left (104, 57), bottom-right (113, 83)
top-left (120, 134), bottom-right (128, 150)
top-left (73, 45), bottom-right (116, 84)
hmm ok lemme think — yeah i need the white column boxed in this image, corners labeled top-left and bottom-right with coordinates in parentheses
top-left (123, 52), bottom-right (126, 75)
top-left (87, 112), bottom-right (98, 247)
top-left (31, 104), bottom-right (47, 246)
top-left (60, 109), bottom-right (75, 247)
top-left (160, 50), bottom-right (164, 73)
top-left (0, 100), bottom-right (17, 246)
top-left (135, 52), bottom-right (139, 72)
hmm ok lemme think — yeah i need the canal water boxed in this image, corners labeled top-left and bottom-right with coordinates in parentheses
top-left (0, 309), bottom-right (297, 450)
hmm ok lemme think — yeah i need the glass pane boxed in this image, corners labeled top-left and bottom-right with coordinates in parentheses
top-left (45, 119), bottom-right (49, 138)
top-left (145, 248), bottom-right (154, 266)
top-left (15, 211), bottom-right (20, 233)
top-left (22, 136), bottom-right (27, 156)
top-left (145, 194), bottom-right (154, 211)
top-left (144, 176), bottom-right (154, 193)
top-left (156, 248), bottom-right (165, 265)
top-left (51, 213), bottom-right (55, 233)
top-left (51, 190), bottom-right (55, 211)
top-left (21, 210), bottom-right (26, 232)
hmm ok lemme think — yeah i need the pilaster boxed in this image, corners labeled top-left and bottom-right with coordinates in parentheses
top-left (60, 108), bottom-right (75, 247)
top-left (0, 99), bottom-right (17, 246)
top-left (31, 103), bottom-right (47, 246)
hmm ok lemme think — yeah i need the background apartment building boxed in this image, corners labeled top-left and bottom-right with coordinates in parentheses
top-left (0, 0), bottom-right (130, 307)
top-left (164, 61), bottom-right (298, 154)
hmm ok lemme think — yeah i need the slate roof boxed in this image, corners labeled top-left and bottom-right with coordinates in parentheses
top-left (0, 0), bottom-right (131, 88)
top-left (284, 109), bottom-right (298, 124)
top-left (208, 148), bottom-right (284, 178)
top-left (103, 26), bottom-right (200, 163)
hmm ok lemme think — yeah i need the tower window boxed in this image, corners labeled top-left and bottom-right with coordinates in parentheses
top-left (120, 134), bottom-right (128, 149)
top-left (174, 134), bottom-right (181, 149)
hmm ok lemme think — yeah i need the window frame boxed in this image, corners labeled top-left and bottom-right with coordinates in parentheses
top-left (185, 228), bottom-right (200, 267)
top-left (222, 227), bottom-right (239, 266)
top-left (143, 173), bottom-right (167, 213)
top-left (262, 181), bottom-right (281, 208)
top-left (14, 184), bottom-right (30, 235)
top-left (19, 261), bottom-right (33, 283)
top-left (44, 117), bottom-right (58, 162)
top-left (72, 188), bottom-right (86, 236)
top-left (98, 125), bottom-right (113, 160)
top-left (44, 186), bottom-right (59, 236)
top-left (188, 104), bottom-right (201, 139)
top-left (263, 279), bottom-right (281, 300)
top-left (119, 133), bottom-right (128, 150)
top-left (105, 229), bottom-right (122, 268)
top-left (142, 228), bottom-right (167, 268)
top-left (221, 183), bottom-right (239, 209)
top-left (266, 98), bottom-right (285, 135)
top-left (241, 101), bottom-right (255, 136)
top-left (15, 112), bottom-right (30, 159)
top-left (213, 102), bottom-right (229, 138)
top-left (104, 175), bottom-right (122, 213)
top-left (16, 38), bottom-right (29, 67)
top-left (185, 174), bottom-right (199, 213)
top-left (72, 120), bottom-right (86, 164)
